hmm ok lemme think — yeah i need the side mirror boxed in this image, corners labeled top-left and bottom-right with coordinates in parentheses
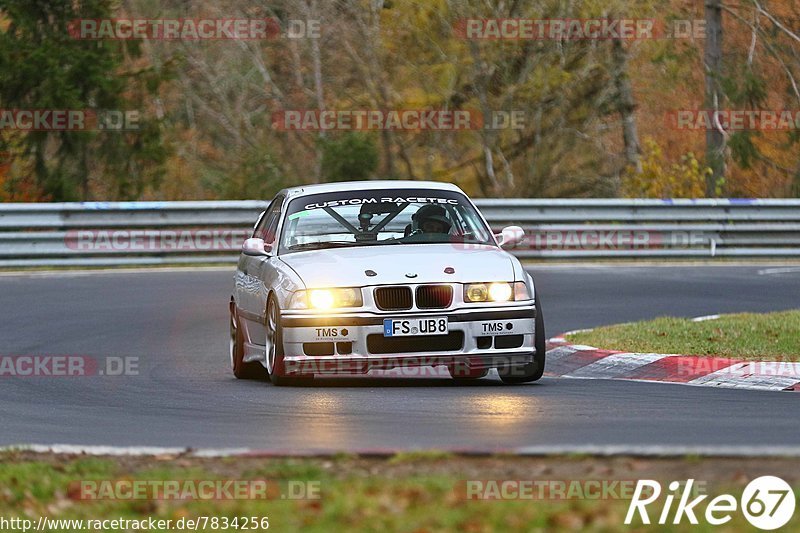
top-left (242, 237), bottom-right (271, 257)
top-left (495, 226), bottom-right (525, 248)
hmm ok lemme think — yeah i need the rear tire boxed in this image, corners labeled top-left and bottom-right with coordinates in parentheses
top-left (498, 295), bottom-right (546, 384)
top-left (230, 303), bottom-right (266, 380)
top-left (265, 295), bottom-right (313, 386)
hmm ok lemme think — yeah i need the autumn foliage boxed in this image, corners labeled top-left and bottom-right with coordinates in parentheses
top-left (1, 0), bottom-right (799, 201)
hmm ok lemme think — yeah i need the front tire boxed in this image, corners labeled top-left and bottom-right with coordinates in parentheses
top-left (265, 295), bottom-right (313, 386)
top-left (498, 295), bottom-right (546, 384)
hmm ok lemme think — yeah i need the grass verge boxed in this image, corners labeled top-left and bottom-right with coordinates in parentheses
top-left (566, 310), bottom-right (800, 360)
top-left (1, 453), bottom-right (799, 532)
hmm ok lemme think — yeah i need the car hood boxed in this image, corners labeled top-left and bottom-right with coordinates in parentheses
top-left (279, 243), bottom-right (515, 288)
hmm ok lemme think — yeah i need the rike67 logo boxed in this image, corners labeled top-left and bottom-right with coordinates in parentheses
top-left (625, 476), bottom-right (795, 530)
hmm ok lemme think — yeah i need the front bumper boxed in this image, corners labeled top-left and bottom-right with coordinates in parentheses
top-left (280, 304), bottom-right (536, 375)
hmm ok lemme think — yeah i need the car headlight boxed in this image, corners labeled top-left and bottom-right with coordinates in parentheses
top-left (289, 288), bottom-right (363, 309)
top-left (464, 282), bottom-right (529, 303)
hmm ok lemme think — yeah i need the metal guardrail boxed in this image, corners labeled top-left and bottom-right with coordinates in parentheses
top-left (1, 199), bottom-right (800, 266)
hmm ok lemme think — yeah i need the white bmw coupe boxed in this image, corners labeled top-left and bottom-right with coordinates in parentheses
top-left (230, 180), bottom-right (545, 385)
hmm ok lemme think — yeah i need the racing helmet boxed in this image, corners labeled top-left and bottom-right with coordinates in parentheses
top-left (412, 204), bottom-right (452, 233)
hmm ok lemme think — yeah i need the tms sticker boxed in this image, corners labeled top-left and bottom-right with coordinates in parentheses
top-left (481, 322), bottom-right (513, 334)
top-left (314, 327), bottom-right (349, 339)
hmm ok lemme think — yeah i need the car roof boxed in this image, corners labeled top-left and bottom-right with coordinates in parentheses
top-left (280, 180), bottom-right (465, 199)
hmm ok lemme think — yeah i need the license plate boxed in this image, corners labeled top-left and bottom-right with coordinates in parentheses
top-left (383, 317), bottom-right (448, 337)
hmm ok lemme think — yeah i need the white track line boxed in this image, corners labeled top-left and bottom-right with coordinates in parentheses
top-left (691, 314), bottom-right (720, 322)
top-left (513, 445), bottom-right (800, 457)
top-left (5, 443), bottom-right (800, 458)
top-left (1, 444), bottom-right (251, 457)
top-left (757, 266), bottom-right (800, 275)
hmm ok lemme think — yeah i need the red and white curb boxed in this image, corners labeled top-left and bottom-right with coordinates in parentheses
top-left (546, 336), bottom-right (800, 392)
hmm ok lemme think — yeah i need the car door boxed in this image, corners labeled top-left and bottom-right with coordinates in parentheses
top-left (235, 195), bottom-right (284, 345)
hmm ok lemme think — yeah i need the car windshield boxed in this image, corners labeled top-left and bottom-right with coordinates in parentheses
top-left (279, 188), bottom-right (494, 253)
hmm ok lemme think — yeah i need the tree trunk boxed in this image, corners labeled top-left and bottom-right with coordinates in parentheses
top-left (611, 38), bottom-right (641, 192)
top-left (310, 0), bottom-right (325, 183)
top-left (705, 0), bottom-right (725, 197)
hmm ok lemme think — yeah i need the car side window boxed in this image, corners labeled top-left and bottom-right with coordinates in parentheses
top-left (254, 196), bottom-right (284, 243)
top-left (252, 211), bottom-right (268, 238)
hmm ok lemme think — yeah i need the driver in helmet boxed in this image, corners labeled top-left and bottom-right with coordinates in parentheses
top-left (413, 204), bottom-right (452, 235)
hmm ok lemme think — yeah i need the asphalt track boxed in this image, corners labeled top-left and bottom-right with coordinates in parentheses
top-left (1, 265), bottom-right (798, 452)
